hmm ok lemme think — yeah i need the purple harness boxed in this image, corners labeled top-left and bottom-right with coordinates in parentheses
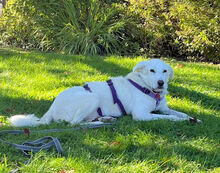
top-left (83, 78), bottom-right (162, 117)
top-left (128, 79), bottom-right (163, 107)
top-left (83, 79), bottom-right (127, 117)
top-left (83, 84), bottom-right (103, 116)
top-left (106, 80), bottom-right (127, 115)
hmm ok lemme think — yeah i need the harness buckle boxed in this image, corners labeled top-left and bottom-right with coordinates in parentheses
top-left (143, 88), bottom-right (150, 94)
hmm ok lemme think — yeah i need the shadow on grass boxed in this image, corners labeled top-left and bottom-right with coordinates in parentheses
top-left (0, 88), bottom-right (52, 117)
top-left (0, 49), bottom-right (130, 77)
top-left (49, 119), bottom-right (219, 171)
top-left (169, 84), bottom-right (220, 111)
top-left (44, 54), bottom-right (130, 77)
top-left (58, 114), bottom-right (220, 170)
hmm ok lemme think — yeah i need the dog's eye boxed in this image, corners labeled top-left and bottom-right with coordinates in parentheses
top-left (150, 69), bottom-right (155, 73)
top-left (163, 70), bottom-right (167, 73)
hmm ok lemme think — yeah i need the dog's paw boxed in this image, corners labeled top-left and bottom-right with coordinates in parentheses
top-left (98, 116), bottom-right (117, 123)
top-left (197, 119), bottom-right (202, 123)
top-left (189, 117), bottom-right (202, 123)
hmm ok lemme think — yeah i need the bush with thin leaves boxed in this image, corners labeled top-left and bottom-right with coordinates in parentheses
top-left (45, 0), bottom-right (127, 55)
top-left (0, 0), bottom-right (139, 55)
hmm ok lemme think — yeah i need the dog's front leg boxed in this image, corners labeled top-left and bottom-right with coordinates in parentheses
top-left (132, 106), bottom-right (186, 121)
top-left (160, 108), bottom-right (191, 120)
top-left (159, 106), bottom-right (201, 123)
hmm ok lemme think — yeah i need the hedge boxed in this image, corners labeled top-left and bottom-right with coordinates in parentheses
top-left (0, 0), bottom-right (219, 63)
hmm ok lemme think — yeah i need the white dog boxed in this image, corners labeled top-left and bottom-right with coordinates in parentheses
top-left (9, 59), bottom-right (199, 127)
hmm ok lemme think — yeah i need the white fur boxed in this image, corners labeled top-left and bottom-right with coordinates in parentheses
top-left (9, 59), bottom-right (200, 127)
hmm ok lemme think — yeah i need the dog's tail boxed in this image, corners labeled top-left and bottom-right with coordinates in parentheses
top-left (9, 112), bottom-right (52, 127)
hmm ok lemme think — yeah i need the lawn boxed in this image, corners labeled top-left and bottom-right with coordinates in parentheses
top-left (0, 48), bottom-right (220, 173)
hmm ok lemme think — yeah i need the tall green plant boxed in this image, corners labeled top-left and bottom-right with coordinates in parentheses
top-left (56, 0), bottom-right (125, 55)
top-left (35, 0), bottom-right (134, 55)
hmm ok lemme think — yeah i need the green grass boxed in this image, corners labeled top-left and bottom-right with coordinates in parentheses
top-left (0, 48), bottom-right (220, 173)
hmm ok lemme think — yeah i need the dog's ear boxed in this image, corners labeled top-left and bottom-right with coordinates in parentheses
top-left (168, 65), bottom-right (174, 79)
top-left (133, 61), bottom-right (148, 72)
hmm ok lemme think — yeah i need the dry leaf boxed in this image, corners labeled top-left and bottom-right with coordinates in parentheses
top-left (58, 169), bottom-right (74, 173)
top-left (175, 64), bottom-right (183, 69)
top-left (65, 71), bottom-right (71, 75)
top-left (110, 141), bottom-right (121, 146)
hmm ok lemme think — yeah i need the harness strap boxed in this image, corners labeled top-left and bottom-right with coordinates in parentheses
top-left (128, 79), bottom-right (163, 107)
top-left (83, 84), bottom-right (92, 92)
top-left (107, 79), bottom-right (127, 115)
top-left (83, 84), bottom-right (103, 116)
top-left (84, 81), bottom-right (127, 116)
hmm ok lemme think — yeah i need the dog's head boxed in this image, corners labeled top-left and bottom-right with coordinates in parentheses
top-left (133, 59), bottom-right (174, 93)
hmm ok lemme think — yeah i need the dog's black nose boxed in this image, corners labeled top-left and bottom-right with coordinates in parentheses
top-left (158, 80), bottom-right (164, 87)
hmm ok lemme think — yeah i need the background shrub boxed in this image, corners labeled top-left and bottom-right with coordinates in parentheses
top-left (0, 0), bottom-right (220, 62)
top-left (169, 0), bottom-right (220, 62)
top-left (0, 0), bottom-right (38, 48)
top-left (124, 0), bottom-right (220, 62)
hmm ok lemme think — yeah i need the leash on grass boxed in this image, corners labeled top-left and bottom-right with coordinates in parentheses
top-left (0, 123), bottom-right (114, 155)
top-left (0, 123), bottom-right (114, 172)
